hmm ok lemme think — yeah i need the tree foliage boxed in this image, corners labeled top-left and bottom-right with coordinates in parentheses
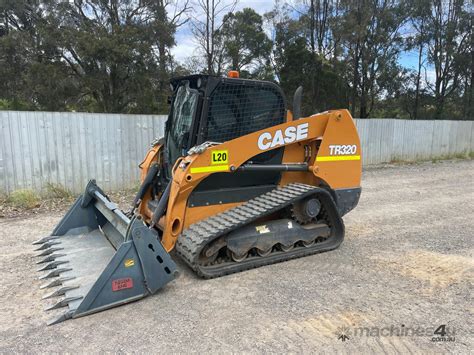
top-left (0, 0), bottom-right (472, 119)
top-left (218, 8), bottom-right (272, 76)
top-left (0, 0), bottom-right (189, 113)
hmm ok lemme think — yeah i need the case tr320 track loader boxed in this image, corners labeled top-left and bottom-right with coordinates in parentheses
top-left (33, 72), bottom-right (362, 324)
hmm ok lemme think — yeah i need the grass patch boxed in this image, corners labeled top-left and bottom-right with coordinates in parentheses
top-left (387, 151), bottom-right (472, 165)
top-left (6, 189), bottom-right (40, 209)
top-left (1, 183), bottom-right (138, 218)
top-left (44, 182), bottom-right (74, 199)
top-left (431, 152), bottom-right (471, 163)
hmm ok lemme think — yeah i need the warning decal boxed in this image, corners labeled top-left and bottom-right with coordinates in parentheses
top-left (112, 278), bottom-right (133, 291)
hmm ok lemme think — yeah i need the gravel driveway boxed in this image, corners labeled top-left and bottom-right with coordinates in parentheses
top-left (0, 159), bottom-right (472, 353)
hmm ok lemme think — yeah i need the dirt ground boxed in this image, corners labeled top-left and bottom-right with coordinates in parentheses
top-left (0, 159), bottom-right (472, 353)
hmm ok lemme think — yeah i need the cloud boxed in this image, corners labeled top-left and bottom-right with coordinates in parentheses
top-left (170, 29), bottom-right (199, 62)
top-left (424, 68), bottom-right (436, 86)
top-left (234, 0), bottom-right (274, 13)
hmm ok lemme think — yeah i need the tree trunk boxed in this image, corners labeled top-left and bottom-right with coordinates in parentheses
top-left (310, 0), bottom-right (315, 53)
top-left (206, 0), bottom-right (212, 74)
top-left (158, 42), bottom-right (167, 90)
top-left (413, 20), bottom-right (424, 120)
top-left (467, 49), bottom-right (474, 120)
top-left (351, 41), bottom-right (360, 116)
top-left (434, 76), bottom-right (444, 119)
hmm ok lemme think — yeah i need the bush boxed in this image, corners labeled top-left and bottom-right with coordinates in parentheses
top-left (45, 182), bottom-right (73, 199)
top-left (7, 189), bottom-right (40, 209)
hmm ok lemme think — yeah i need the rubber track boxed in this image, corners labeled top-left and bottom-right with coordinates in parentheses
top-left (176, 183), bottom-right (345, 278)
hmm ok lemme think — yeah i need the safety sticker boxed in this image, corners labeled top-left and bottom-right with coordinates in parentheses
top-left (124, 259), bottom-right (135, 268)
top-left (316, 155), bottom-right (360, 162)
top-left (211, 150), bottom-right (228, 165)
top-left (256, 225), bottom-right (270, 234)
top-left (190, 165), bottom-right (229, 174)
top-left (112, 278), bottom-right (133, 291)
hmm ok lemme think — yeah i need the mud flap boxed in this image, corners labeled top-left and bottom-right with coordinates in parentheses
top-left (33, 180), bottom-right (177, 325)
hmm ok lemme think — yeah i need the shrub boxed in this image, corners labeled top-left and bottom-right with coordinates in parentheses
top-left (7, 189), bottom-right (40, 209)
top-left (45, 182), bottom-right (73, 199)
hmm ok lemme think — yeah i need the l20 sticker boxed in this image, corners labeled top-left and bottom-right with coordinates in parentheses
top-left (211, 150), bottom-right (228, 165)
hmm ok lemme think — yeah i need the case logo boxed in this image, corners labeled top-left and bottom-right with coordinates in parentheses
top-left (257, 123), bottom-right (309, 151)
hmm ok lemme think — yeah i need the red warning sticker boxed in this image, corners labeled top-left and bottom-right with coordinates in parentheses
top-left (112, 277), bottom-right (133, 291)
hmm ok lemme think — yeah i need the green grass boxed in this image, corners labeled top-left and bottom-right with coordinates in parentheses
top-left (6, 189), bottom-right (40, 209)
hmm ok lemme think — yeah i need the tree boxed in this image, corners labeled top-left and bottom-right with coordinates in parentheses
top-left (425, 0), bottom-right (471, 119)
top-left (404, 0), bottom-right (431, 119)
top-left (0, 0), bottom-right (185, 113)
top-left (218, 8), bottom-right (272, 76)
top-left (0, 0), bottom-right (73, 110)
top-left (1, 0), bottom-right (472, 119)
top-left (190, 0), bottom-right (237, 75)
top-left (336, 0), bottom-right (408, 118)
top-left (290, 0), bottom-right (341, 59)
top-left (156, 0), bottom-right (191, 96)
top-left (47, 0), bottom-right (179, 113)
top-left (277, 37), bottom-right (350, 115)
top-left (266, 5), bottom-right (349, 115)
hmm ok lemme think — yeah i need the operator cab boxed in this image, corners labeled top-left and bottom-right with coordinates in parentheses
top-left (164, 73), bottom-right (288, 206)
top-left (165, 73), bottom-right (288, 181)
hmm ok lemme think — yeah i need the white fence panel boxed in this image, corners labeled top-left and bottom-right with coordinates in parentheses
top-left (0, 111), bottom-right (167, 193)
top-left (0, 111), bottom-right (472, 194)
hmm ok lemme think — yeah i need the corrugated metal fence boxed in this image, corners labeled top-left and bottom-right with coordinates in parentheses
top-left (355, 119), bottom-right (473, 165)
top-left (0, 111), bottom-right (165, 194)
top-left (0, 111), bottom-right (472, 194)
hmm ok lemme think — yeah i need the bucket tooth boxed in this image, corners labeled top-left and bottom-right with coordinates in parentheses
top-left (39, 267), bottom-right (72, 280)
top-left (37, 260), bottom-right (69, 272)
top-left (47, 310), bottom-right (75, 326)
top-left (40, 276), bottom-right (75, 289)
top-left (36, 254), bottom-right (67, 264)
top-left (34, 241), bottom-right (61, 251)
top-left (44, 296), bottom-right (83, 311)
top-left (32, 236), bottom-right (57, 245)
top-left (36, 247), bottom-right (63, 257)
top-left (42, 285), bottom-right (80, 299)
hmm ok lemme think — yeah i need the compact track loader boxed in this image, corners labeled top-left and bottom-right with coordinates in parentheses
top-left (34, 72), bottom-right (362, 324)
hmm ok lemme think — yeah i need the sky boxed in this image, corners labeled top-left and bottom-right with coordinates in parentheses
top-left (170, 0), bottom-right (431, 80)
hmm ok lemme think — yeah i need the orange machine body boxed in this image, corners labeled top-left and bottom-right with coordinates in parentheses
top-left (138, 109), bottom-right (361, 252)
